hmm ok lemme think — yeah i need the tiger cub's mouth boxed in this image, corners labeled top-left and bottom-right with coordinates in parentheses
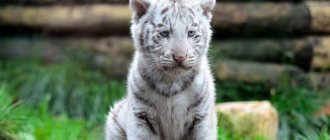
top-left (162, 63), bottom-right (192, 71)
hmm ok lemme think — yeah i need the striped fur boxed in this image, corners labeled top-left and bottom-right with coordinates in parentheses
top-left (106, 0), bottom-right (217, 139)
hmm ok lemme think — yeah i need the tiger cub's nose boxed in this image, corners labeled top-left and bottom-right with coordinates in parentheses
top-left (173, 54), bottom-right (187, 63)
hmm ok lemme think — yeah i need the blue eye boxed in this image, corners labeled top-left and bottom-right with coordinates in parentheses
top-left (188, 31), bottom-right (196, 37)
top-left (160, 31), bottom-right (169, 37)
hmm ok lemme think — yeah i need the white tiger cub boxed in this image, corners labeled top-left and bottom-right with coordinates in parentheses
top-left (105, 0), bottom-right (217, 139)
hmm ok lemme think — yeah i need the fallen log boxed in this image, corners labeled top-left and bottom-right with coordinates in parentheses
top-left (2, 36), bottom-right (330, 72)
top-left (0, 0), bottom-right (128, 5)
top-left (309, 37), bottom-right (330, 70)
top-left (1, 2), bottom-right (330, 35)
top-left (212, 2), bottom-right (309, 36)
top-left (0, 5), bottom-right (131, 35)
top-left (0, 37), bottom-right (134, 78)
top-left (309, 73), bottom-right (330, 91)
top-left (306, 2), bottom-right (330, 33)
top-left (215, 59), bottom-right (308, 86)
top-left (2, 37), bottom-right (329, 88)
top-left (217, 101), bottom-right (278, 140)
top-left (214, 36), bottom-right (330, 71)
top-left (213, 38), bottom-right (313, 71)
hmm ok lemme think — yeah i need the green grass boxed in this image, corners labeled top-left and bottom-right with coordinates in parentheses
top-left (0, 59), bottom-right (126, 123)
top-left (0, 84), bottom-right (22, 140)
top-left (0, 84), bottom-right (102, 140)
top-left (271, 86), bottom-right (330, 140)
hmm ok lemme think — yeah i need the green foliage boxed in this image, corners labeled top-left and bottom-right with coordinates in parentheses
top-left (218, 125), bottom-right (266, 140)
top-left (0, 84), bottom-right (102, 140)
top-left (0, 59), bottom-right (126, 123)
top-left (0, 84), bottom-right (22, 140)
top-left (216, 80), bottom-right (330, 140)
top-left (216, 81), bottom-right (270, 102)
top-left (271, 86), bottom-right (330, 140)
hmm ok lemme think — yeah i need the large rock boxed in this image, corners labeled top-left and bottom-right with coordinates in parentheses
top-left (216, 101), bottom-right (278, 140)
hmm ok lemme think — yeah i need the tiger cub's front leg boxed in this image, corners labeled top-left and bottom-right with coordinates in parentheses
top-left (190, 111), bottom-right (217, 140)
top-left (126, 110), bottom-right (161, 140)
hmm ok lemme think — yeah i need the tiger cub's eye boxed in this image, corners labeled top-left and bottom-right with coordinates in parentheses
top-left (188, 31), bottom-right (196, 37)
top-left (160, 31), bottom-right (169, 37)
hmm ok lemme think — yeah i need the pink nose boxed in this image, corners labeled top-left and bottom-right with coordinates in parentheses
top-left (173, 54), bottom-right (187, 63)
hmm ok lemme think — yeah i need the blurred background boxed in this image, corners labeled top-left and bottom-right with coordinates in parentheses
top-left (0, 0), bottom-right (330, 140)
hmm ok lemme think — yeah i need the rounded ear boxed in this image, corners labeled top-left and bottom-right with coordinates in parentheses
top-left (130, 0), bottom-right (150, 23)
top-left (200, 0), bottom-right (216, 20)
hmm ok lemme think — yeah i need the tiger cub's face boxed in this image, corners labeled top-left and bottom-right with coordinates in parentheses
top-left (130, 0), bottom-right (215, 75)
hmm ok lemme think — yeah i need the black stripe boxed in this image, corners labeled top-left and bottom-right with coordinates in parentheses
top-left (186, 114), bottom-right (206, 137)
top-left (152, 36), bottom-right (160, 44)
top-left (132, 89), bottom-right (156, 109)
top-left (181, 69), bottom-right (198, 92)
top-left (161, 6), bottom-right (169, 15)
top-left (134, 112), bottom-right (157, 135)
top-left (187, 77), bottom-right (208, 112)
top-left (111, 101), bottom-right (127, 138)
top-left (188, 8), bottom-right (195, 16)
top-left (139, 20), bottom-right (149, 47)
top-left (111, 113), bottom-right (127, 138)
top-left (131, 73), bottom-right (157, 108)
top-left (162, 16), bottom-right (167, 23)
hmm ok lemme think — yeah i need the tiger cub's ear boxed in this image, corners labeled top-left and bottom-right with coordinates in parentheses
top-left (200, 0), bottom-right (216, 20)
top-left (130, 0), bottom-right (150, 23)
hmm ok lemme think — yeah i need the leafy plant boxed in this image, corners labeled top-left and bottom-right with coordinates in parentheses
top-left (0, 83), bottom-right (102, 140)
top-left (271, 86), bottom-right (329, 140)
top-left (0, 84), bottom-right (23, 140)
top-left (0, 59), bottom-right (126, 123)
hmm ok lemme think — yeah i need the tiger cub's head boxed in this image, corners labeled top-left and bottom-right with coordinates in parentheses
top-left (130, 0), bottom-right (215, 75)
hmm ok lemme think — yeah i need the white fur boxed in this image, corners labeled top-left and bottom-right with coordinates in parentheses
top-left (106, 0), bottom-right (217, 139)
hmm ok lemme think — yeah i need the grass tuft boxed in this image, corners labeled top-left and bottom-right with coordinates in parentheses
top-left (0, 59), bottom-right (126, 123)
